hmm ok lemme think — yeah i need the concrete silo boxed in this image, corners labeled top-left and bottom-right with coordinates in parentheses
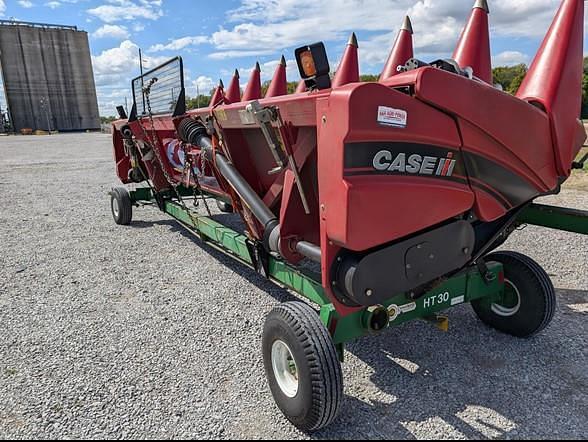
top-left (0, 20), bottom-right (100, 132)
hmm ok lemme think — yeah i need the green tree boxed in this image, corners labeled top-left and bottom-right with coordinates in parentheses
top-left (100, 116), bottom-right (117, 124)
top-left (492, 64), bottom-right (527, 94)
top-left (186, 94), bottom-right (212, 110)
top-left (260, 81), bottom-right (302, 96)
top-left (582, 57), bottom-right (588, 118)
top-left (287, 81), bottom-right (300, 94)
top-left (493, 59), bottom-right (588, 118)
top-left (359, 74), bottom-right (379, 82)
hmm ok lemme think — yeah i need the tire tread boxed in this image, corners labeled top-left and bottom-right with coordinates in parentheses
top-left (111, 187), bottom-right (132, 225)
top-left (264, 301), bottom-right (342, 432)
top-left (473, 251), bottom-right (556, 338)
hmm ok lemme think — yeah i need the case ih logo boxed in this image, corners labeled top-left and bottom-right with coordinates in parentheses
top-left (373, 151), bottom-right (457, 177)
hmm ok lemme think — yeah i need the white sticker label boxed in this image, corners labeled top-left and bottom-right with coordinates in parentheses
top-left (377, 106), bottom-right (407, 128)
top-left (451, 295), bottom-right (465, 306)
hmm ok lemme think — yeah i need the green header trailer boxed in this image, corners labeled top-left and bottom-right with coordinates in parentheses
top-left (110, 186), bottom-right (586, 430)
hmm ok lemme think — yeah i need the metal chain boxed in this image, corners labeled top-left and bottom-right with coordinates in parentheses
top-left (138, 79), bottom-right (206, 228)
top-left (181, 143), bottom-right (212, 217)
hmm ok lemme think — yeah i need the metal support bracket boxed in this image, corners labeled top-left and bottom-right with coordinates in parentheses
top-left (246, 101), bottom-right (286, 173)
top-left (518, 203), bottom-right (588, 235)
top-left (246, 101), bottom-right (311, 214)
top-left (572, 152), bottom-right (587, 170)
top-left (476, 259), bottom-right (495, 285)
top-left (246, 239), bottom-right (270, 279)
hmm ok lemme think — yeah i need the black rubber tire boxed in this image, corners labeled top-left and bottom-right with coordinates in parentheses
top-left (111, 187), bottom-right (133, 225)
top-left (262, 302), bottom-right (343, 432)
top-left (216, 199), bottom-right (233, 213)
top-left (472, 251), bottom-right (556, 338)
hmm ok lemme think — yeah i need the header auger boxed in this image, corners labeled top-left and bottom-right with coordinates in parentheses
top-left (109, 0), bottom-right (587, 432)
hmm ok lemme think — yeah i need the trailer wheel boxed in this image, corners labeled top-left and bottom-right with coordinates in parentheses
top-left (472, 251), bottom-right (556, 338)
top-left (110, 187), bottom-right (132, 225)
top-left (216, 199), bottom-right (233, 213)
top-left (262, 301), bottom-right (343, 432)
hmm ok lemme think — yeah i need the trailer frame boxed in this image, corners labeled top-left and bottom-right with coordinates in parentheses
top-left (126, 187), bottom-right (514, 357)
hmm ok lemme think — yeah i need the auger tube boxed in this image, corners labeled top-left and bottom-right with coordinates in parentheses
top-left (295, 241), bottom-right (321, 263)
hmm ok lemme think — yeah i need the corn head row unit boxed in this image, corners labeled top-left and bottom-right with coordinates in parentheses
top-left (109, 0), bottom-right (588, 432)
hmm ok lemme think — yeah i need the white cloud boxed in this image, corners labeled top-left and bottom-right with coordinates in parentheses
top-left (491, 0), bottom-right (564, 37)
top-left (18, 0), bottom-right (34, 8)
top-left (189, 76), bottom-right (215, 96)
top-left (92, 40), bottom-right (140, 77)
top-left (492, 51), bottom-right (531, 66)
top-left (92, 24), bottom-right (130, 40)
top-left (208, 49), bottom-right (277, 60)
top-left (149, 36), bottom-right (209, 52)
top-left (92, 40), bottom-right (167, 77)
top-left (88, 0), bottom-right (163, 23)
top-left (92, 40), bottom-right (168, 116)
top-left (91, 0), bottom-right (577, 114)
top-left (0, 0), bottom-right (5, 15)
top-left (257, 58), bottom-right (298, 83)
top-left (45, 1), bottom-right (61, 9)
top-left (207, 0), bottom-right (570, 67)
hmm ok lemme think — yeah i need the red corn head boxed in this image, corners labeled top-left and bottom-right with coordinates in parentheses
top-left (295, 79), bottom-right (307, 94)
top-left (452, 0), bottom-right (492, 84)
top-left (516, 0), bottom-right (586, 176)
top-left (332, 33), bottom-right (360, 88)
top-left (379, 16), bottom-right (414, 81)
top-left (242, 62), bottom-right (262, 102)
top-left (224, 69), bottom-right (241, 104)
top-left (209, 79), bottom-right (225, 107)
top-left (265, 56), bottom-right (288, 98)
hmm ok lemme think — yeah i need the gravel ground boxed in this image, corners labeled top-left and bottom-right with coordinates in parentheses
top-left (0, 133), bottom-right (586, 440)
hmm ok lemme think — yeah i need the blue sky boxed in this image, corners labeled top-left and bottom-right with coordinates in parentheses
top-left (0, 0), bottom-right (586, 116)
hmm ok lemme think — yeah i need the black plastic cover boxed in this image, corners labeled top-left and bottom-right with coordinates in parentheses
top-left (337, 221), bottom-right (475, 306)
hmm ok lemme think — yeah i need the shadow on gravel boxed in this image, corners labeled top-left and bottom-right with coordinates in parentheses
top-left (312, 289), bottom-right (586, 440)
top-left (557, 288), bottom-right (588, 316)
top-left (312, 334), bottom-right (523, 439)
top-left (161, 220), bottom-right (299, 305)
top-left (129, 219), bottom-right (180, 229)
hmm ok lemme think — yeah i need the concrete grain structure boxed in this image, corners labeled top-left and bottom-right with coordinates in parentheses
top-left (0, 20), bottom-right (100, 132)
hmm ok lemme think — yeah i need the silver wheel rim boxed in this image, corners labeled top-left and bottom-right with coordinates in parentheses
top-left (491, 278), bottom-right (522, 317)
top-left (271, 340), bottom-right (299, 398)
top-left (112, 197), bottom-right (120, 218)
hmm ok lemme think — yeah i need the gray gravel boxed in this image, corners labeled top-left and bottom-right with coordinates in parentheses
top-left (0, 133), bottom-right (586, 439)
